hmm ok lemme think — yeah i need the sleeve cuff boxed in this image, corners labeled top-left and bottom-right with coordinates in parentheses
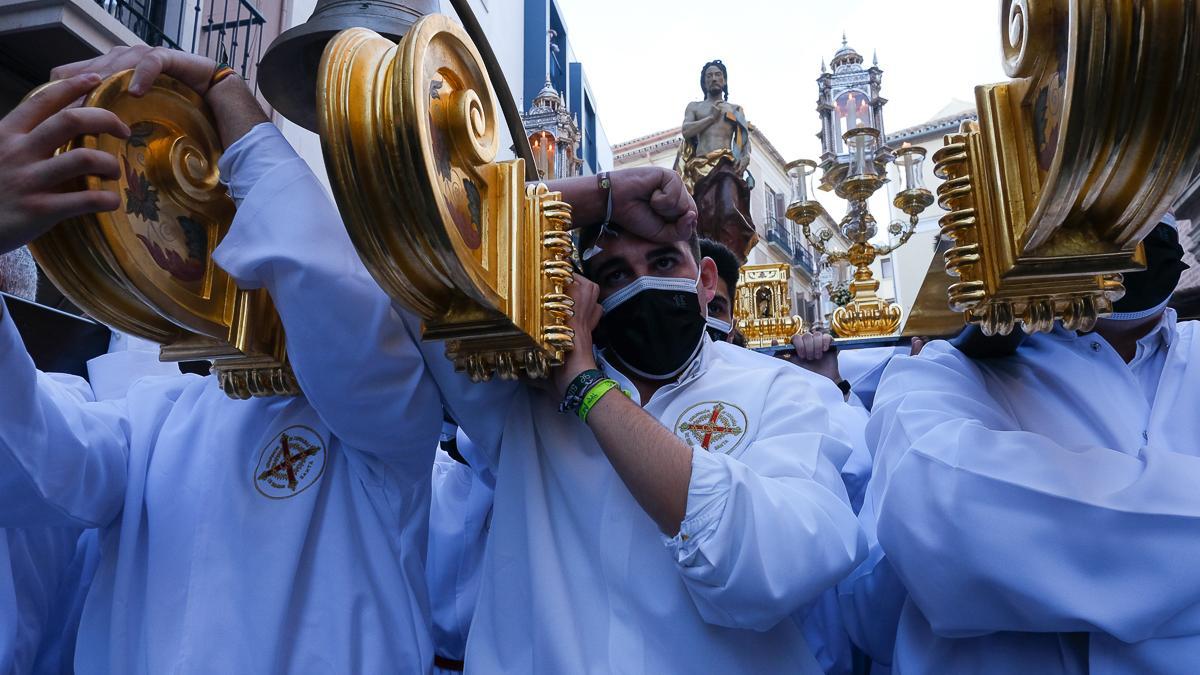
top-left (217, 122), bottom-right (297, 205)
top-left (663, 449), bottom-right (731, 566)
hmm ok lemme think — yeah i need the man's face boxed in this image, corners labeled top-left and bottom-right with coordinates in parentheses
top-left (707, 278), bottom-right (733, 328)
top-left (586, 231), bottom-right (717, 308)
top-left (704, 66), bottom-right (725, 97)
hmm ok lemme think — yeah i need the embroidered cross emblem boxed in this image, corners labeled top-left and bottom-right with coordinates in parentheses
top-left (257, 433), bottom-right (320, 490)
top-left (676, 402), bottom-right (747, 453)
top-left (253, 426), bottom-right (327, 499)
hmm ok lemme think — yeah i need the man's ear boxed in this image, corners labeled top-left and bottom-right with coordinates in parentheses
top-left (699, 256), bottom-right (719, 306)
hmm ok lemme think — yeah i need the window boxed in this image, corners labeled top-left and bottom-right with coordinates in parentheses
top-left (880, 257), bottom-right (893, 279)
top-left (584, 96), bottom-right (597, 172)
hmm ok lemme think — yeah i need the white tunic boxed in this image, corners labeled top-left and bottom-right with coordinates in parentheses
top-left (406, 329), bottom-right (866, 673)
top-left (0, 337), bottom-right (172, 675)
top-left (0, 124), bottom-right (443, 673)
top-left (0, 373), bottom-right (93, 675)
top-left (868, 310), bottom-right (1200, 673)
top-left (428, 442), bottom-right (493, 674)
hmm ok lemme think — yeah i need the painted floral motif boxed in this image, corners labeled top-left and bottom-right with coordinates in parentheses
top-left (123, 156), bottom-right (160, 222)
top-left (135, 215), bottom-right (207, 283)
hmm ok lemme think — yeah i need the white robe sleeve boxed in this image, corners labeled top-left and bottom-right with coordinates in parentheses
top-left (662, 368), bottom-right (866, 631)
top-left (870, 342), bottom-right (1200, 643)
top-left (212, 124), bottom-right (442, 477)
top-left (392, 311), bottom-right (522, 477)
top-left (0, 300), bottom-right (129, 528)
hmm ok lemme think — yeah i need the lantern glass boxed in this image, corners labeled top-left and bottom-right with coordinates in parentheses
top-left (787, 159), bottom-right (819, 206)
top-left (895, 143), bottom-right (928, 192)
top-left (844, 128), bottom-right (878, 177)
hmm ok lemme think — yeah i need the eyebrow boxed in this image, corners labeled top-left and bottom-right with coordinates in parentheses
top-left (646, 246), bottom-right (683, 261)
top-left (592, 257), bottom-right (628, 281)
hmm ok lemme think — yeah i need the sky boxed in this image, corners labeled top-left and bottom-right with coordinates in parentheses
top-left (553, 0), bottom-right (1010, 161)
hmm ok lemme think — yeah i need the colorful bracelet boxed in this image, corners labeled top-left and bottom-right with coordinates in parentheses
top-left (578, 378), bottom-right (621, 424)
top-left (208, 64), bottom-right (238, 90)
top-left (558, 368), bottom-right (605, 414)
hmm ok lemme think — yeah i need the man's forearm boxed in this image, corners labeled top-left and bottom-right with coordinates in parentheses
top-left (205, 76), bottom-right (270, 150)
top-left (586, 391), bottom-right (692, 535)
top-left (544, 174), bottom-right (607, 228)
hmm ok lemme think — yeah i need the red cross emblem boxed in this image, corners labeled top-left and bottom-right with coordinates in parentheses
top-left (676, 402), bottom-right (747, 453)
top-left (254, 425), bottom-right (327, 499)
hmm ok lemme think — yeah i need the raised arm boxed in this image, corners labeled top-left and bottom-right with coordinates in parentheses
top-left (51, 47), bottom-right (448, 472)
top-left (870, 342), bottom-right (1200, 643)
top-left (0, 300), bottom-right (130, 528)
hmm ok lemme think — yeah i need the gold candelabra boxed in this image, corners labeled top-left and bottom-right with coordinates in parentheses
top-left (786, 128), bottom-right (933, 339)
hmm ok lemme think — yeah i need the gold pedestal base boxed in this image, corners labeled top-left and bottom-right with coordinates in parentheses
top-left (832, 296), bottom-right (902, 339)
top-left (830, 243), bottom-right (901, 339)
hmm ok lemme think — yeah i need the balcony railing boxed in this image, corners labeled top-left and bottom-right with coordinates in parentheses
top-left (96, 0), bottom-right (181, 48)
top-left (766, 218), bottom-right (794, 257)
top-left (765, 217), bottom-right (819, 277)
top-left (792, 245), bottom-right (815, 276)
top-left (95, 0), bottom-right (266, 87)
top-left (194, 0), bottom-right (266, 86)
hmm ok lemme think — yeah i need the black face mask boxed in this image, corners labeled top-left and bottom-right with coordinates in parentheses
top-left (596, 275), bottom-right (707, 380)
top-left (1112, 222), bottom-right (1189, 317)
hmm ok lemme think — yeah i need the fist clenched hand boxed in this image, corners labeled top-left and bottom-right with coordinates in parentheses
top-left (609, 167), bottom-right (698, 245)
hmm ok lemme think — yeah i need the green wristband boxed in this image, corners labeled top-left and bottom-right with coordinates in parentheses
top-left (578, 378), bottom-right (620, 424)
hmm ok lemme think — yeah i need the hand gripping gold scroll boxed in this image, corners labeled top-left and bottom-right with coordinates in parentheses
top-left (932, 0), bottom-right (1200, 335)
top-left (28, 72), bottom-right (298, 398)
top-left (318, 16), bottom-right (575, 382)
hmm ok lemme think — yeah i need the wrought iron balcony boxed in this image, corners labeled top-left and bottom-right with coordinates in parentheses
top-left (792, 245), bottom-right (815, 276)
top-left (766, 218), bottom-right (794, 257)
top-left (95, 0), bottom-right (265, 85)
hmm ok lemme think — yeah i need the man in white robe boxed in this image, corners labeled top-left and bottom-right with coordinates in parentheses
top-left (867, 216), bottom-right (1199, 672)
top-left (394, 186), bottom-right (866, 672)
top-left (0, 49), bottom-right (447, 672)
top-left (2, 47), bottom-right (720, 672)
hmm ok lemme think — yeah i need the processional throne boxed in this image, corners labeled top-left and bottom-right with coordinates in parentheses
top-left (734, 264), bottom-right (805, 349)
top-left (23, 0), bottom-right (1200, 394)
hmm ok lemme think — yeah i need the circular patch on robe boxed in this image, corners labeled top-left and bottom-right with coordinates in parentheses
top-left (253, 425), bottom-right (328, 499)
top-left (674, 401), bottom-right (748, 454)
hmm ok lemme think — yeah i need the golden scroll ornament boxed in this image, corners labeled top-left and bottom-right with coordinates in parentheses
top-left (317, 17), bottom-right (575, 381)
top-left (27, 72), bottom-right (298, 398)
top-left (932, 0), bottom-right (1200, 336)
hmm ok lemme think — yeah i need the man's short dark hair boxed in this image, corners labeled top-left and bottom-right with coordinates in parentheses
top-left (577, 222), bottom-right (702, 279)
top-left (701, 60), bottom-right (729, 100)
top-left (699, 239), bottom-right (740, 297)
